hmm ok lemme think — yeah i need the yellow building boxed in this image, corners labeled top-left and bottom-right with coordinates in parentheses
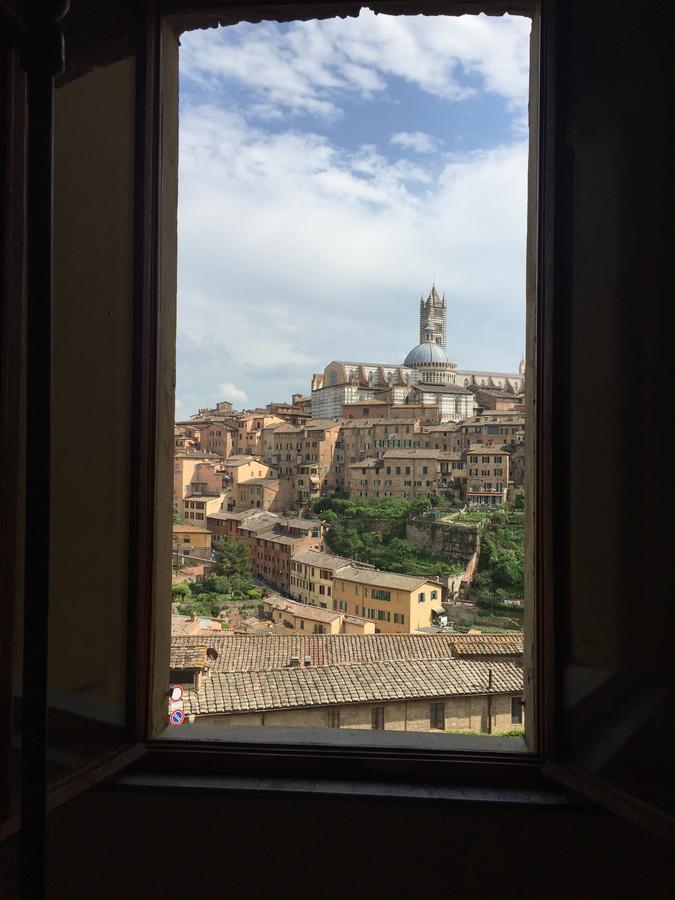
top-left (261, 594), bottom-right (374, 635)
top-left (332, 567), bottom-right (444, 634)
top-left (289, 549), bottom-right (373, 608)
top-left (172, 524), bottom-right (212, 559)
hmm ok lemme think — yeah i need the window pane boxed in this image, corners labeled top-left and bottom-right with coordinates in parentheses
top-left (167, 11), bottom-right (530, 745)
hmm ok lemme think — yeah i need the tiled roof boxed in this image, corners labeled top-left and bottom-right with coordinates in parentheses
top-left (382, 448), bottom-right (445, 459)
top-left (241, 478), bottom-right (281, 485)
top-left (262, 595), bottom-right (340, 623)
top-left (172, 524), bottom-right (211, 534)
top-left (466, 446), bottom-right (511, 456)
top-left (334, 565), bottom-right (437, 592)
top-left (238, 513), bottom-right (281, 533)
top-left (183, 659), bottom-right (523, 716)
top-left (348, 458), bottom-right (379, 469)
top-left (259, 533), bottom-right (308, 547)
top-left (276, 517), bottom-right (323, 530)
top-left (224, 456), bottom-right (265, 466)
top-left (171, 615), bottom-right (223, 636)
top-left (450, 634), bottom-right (523, 657)
top-left (290, 550), bottom-right (353, 569)
top-left (171, 632), bottom-right (459, 671)
top-left (170, 645), bottom-right (210, 669)
top-left (339, 418), bottom-right (420, 428)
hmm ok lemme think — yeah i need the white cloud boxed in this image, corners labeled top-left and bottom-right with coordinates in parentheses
top-left (180, 11), bottom-right (531, 121)
top-left (390, 131), bottom-right (442, 154)
top-left (216, 382), bottom-right (249, 406)
top-left (176, 98), bottom-right (528, 410)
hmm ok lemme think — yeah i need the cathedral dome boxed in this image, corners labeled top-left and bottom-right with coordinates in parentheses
top-left (404, 341), bottom-right (450, 367)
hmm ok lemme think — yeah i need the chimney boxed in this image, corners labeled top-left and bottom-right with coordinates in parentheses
top-left (304, 655), bottom-right (312, 667)
top-left (288, 656), bottom-right (301, 667)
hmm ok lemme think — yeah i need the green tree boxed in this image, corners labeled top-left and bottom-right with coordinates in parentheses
top-left (212, 538), bottom-right (251, 577)
top-left (172, 505), bottom-right (183, 525)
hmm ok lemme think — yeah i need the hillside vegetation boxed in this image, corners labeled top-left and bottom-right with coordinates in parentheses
top-left (472, 505), bottom-right (525, 606)
top-left (311, 496), bottom-right (465, 578)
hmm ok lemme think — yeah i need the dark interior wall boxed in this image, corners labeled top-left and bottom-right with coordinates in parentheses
top-left (557, 0), bottom-right (674, 804)
top-left (2, 788), bottom-right (673, 899)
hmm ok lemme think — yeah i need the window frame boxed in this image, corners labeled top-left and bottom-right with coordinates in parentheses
top-left (144, 0), bottom-right (548, 774)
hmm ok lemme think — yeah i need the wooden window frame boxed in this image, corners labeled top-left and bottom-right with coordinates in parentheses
top-left (140, 0), bottom-right (554, 785)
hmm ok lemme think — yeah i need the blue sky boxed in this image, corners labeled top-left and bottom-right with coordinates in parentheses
top-left (176, 11), bottom-right (530, 415)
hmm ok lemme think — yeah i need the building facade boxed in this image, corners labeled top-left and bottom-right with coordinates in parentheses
top-left (331, 567), bottom-right (444, 634)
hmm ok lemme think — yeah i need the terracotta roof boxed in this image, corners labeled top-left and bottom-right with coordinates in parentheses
top-left (240, 478), bottom-right (281, 486)
top-left (170, 645), bottom-right (210, 669)
top-left (171, 632), bottom-right (460, 671)
top-left (262, 595), bottom-right (340, 623)
top-left (224, 456), bottom-right (265, 466)
top-left (276, 517), bottom-right (323, 530)
top-left (334, 566), bottom-right (438, 592)
top-left (466, 446), bottom-right (511, 456)
top-left (382, 448), bottom-right (445, 459)
top-left (450, 634), bottom-right (523, 657)
top-left (259, 533), bottom-right (308, 547)
top-left (339, 418), bottom-right (420, 428)
top-left (184, 659), bottom-right (523, 716)
top-left (172, 524), bottom-right (211, 534)
top-left (290, 550), bottom-right (353, 569)
top-left (171, 615), bottom-right (223, 636)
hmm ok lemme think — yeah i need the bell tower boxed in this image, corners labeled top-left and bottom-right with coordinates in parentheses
top-left (419, 284), bottom-right (446, 349)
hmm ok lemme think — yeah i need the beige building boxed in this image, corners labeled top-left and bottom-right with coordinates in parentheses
top-left (420, 425), bottom-right (464, 453)
top-left (264, 420), bottom-right (340, 499)
top-left (289, 549), bottom-right (372, 608)
top-left (332, 567), bottom-right (444, 634)
top-left (182, 656), bottom-right (523, 734)
top-left (182, 493), bottom-right (225, 523)
top-left (200, 421), bottom-right (236, 458)
top-left (347, 448), bottom-right (460, 501)
top-left (458, 413), bottom-right (525, 450)
top-left (261, 594), bottom-right (375, 635)
top-left (233, 477), bottom-right (294, 512)
top-left (173, 451), bottom-right (223, 503)
top-left (172, 524), bottom-right (212, 560)
top-left (465, 447), bottom-right (511, 506)
top-left (235, 412), bottom-right (285, 456)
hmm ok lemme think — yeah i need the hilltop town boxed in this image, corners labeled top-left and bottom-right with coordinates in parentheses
top-left (171, 287), bottom-right (526, 735)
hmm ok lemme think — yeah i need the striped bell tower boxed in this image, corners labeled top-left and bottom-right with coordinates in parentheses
top-left (419, 284), bottom-right (447, 349)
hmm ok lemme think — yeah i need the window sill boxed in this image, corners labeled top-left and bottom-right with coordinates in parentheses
top-left (152, 723), bottom-right (528, 755)
top-left (109, 770), bottom-right (581, 809)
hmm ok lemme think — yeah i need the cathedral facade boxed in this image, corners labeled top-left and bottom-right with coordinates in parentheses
top-left (311, 286), bottom-right (525, 422)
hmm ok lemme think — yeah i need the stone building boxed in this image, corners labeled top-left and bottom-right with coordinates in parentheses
top-left (347, 448), bottom-right (461, 501)
top-left (465, 447), bottom-right (511, 506)
top-left (251, 518), bottom-right (324, 593)
top-left (233, 477), bottom-right (295, 513)
top-left (458, 413), bottom-right (525, 450)
top-left (182, 656), bottom-right (523, 734)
